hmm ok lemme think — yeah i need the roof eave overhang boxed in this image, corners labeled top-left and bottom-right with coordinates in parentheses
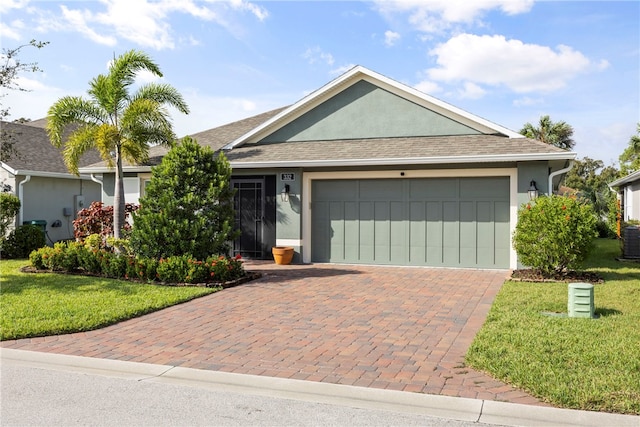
top-left (78, 166), bottom-right (153, 174)
top-left (229, 152), bottom-right (576, 169)
top-left (2, 167), bottom-right (97, 180)
top-left (609, 170), bottom-right (640, 188)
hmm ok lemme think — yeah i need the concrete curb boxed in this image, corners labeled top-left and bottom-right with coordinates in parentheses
top-left (2, 348), bottom-right (638, 427)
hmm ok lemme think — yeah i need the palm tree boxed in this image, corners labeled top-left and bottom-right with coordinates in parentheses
top-left (630, 123), bottom-right (640, 152)
top-left (520, 115), bottom-right (575, 150)
top-left (47, 50), bottom-right (189, 239)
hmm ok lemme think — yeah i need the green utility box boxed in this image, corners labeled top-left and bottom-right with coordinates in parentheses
top-left (568, 282), bottom-right (595, 318)
top-left (23, 220), bottom-right (47, 239)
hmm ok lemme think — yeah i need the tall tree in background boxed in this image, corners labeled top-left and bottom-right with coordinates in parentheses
top-left (563, 157), bottom-right (619, 236)
top-left (618, 123), bottom-right (640, 175)
top-left (0, 39), bottom-right (48, 162)
top-left (47, 50), bottom-right (189, 239)
top-left (520, 115), bottom-right (575, 150)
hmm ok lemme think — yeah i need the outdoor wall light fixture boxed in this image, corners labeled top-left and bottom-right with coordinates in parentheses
top-left (281, 184), bottom-right (290, 202)
top-left (528, 180), bottom-right (539, 200)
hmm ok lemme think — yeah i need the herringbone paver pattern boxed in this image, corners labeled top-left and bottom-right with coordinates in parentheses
top-left (1, 263), bottom-right (543, 405)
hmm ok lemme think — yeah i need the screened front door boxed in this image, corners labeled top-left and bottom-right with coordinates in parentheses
top-left (232, 179), bottom-right (265, 259)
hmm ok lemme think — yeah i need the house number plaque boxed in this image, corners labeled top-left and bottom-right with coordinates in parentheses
top-left (281, 173), bottom-right (295, 182)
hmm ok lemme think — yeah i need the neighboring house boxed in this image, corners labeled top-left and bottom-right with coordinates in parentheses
top-left (0, 119), bottom-right (102, 243)
top-left (609, 170), bottom-right (640, 221)
top-left (80, 66), bottom-right (575, 269)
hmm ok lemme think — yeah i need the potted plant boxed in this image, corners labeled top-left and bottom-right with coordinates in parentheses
top-left (272, 246), bottom-right (294, 265)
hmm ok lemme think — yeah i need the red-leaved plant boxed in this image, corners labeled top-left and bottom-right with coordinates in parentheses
top-left (73, 201), bottom-right (139, 241)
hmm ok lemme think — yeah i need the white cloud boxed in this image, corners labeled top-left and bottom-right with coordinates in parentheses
top-left (384, 30), bottom-right (401, 47)
top-left (0, 19), bottom-right (22, 40)
top-left (373, 0), bottom-right (534, 33)
top-left (414, 79), bottom-right (442, 95)
top-left (172, 90), bottom-right (279, 137)
top-left (427, 34), bottom-right (592, 93)
top-left (302, 47), bottom-right (335, 66)
top-left (23, 0), bottom-right (268, 51)
top-left (458, 81), bottom-right (486, 99)
top-left (513, 96), bottom-right (544, 107)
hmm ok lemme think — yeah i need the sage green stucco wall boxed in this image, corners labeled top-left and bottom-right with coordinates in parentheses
top-left (517, 161), bottom-right (549, 207)
top-left (260, 81), bottom-right (480, 143)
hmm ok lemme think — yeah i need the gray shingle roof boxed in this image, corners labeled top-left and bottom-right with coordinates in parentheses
top-left (80, 105), bottom-right (573, 171)
top-left (225, 134), bottom-right (570, 166)
top-left (1, 120), bottom-right (102, 174)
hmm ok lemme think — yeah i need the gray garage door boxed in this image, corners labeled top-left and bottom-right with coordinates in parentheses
top-left (311, 177), bottom-right (510, 268)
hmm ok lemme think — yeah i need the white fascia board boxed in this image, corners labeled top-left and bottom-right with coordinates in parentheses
top-left (223, 66), bottom-right (523, 150)
top-left (1, 162), bottom-right (17, 175)
top-left (609, 169), bottom-right (640, 188)
top-left (229, 151), bottom-right (576, 169)
top-left (5, 168), bottom-right (98, 180)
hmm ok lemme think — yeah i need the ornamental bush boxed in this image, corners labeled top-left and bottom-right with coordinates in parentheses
top-left (2, 224), bottom-right (46, 259)
top-left (129, 137), bottom-right (239, 259)
top-left (0, 193), bottom-right (20, 237)
top-left (512, 194), bottom-right (598, 277)
top-left (73, 201), bottom-right (138, 241)
top-left (29, 243), bottom-right (245, 285)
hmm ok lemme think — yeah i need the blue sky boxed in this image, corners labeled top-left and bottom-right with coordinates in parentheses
top-left (1, 0), bottom-right (638, 166)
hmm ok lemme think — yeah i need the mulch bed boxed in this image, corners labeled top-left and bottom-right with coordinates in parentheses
top-left (19, 265), bottom-right (262, 289)
top-left (510, 269), bottom-right (604, 284)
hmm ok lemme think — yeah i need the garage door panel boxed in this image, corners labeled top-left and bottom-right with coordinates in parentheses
top-left (360, 180), bottom-right (403, 200)
top-left (359, 202), bottom-right (374, 262)
top-left (426, 202), bottom-right (444, 265)
top-left (344, 202), bottom-right (359, 261)
top-left (312, 201), bottom-right (330, 262)
top-left (460, 177), bottom-right (510, 199)
top-left (409, 202), bottom-right (426, 263)
top-left (374, 201), bottom-right (390, 262)
top-left (460, 201), bottom-right (477, 266)
top-left (311, 177), bottom-right (509, 268)
top-left (390, 201), bottom-right (405, 264)
top-left (329, 202), bottom-right (345, 260)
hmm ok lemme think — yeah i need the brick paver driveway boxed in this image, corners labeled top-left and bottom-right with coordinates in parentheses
top-left (2, 263), bottom-right (542, 405)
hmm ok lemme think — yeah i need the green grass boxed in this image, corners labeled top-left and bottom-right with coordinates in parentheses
top-left (0, 259), bottom-right (218, 341)
top-left (466, 239), bottom-right (640, 414)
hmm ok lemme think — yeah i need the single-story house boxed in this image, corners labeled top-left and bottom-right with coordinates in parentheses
top-left (609, 170), bottom-right (640, 221)
top-left (0, 119), bottom-right (102, 242)
top-left (80, 66), bottom-right (576, 269)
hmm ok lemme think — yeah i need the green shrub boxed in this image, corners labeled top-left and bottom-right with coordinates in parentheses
top-left (513, 194), bottom-right (598, 276)
top-left (130, 137), bottom-right (239, 259)
top-left (2, 224), bottom-right (46, 259)
top-left (0, 193), bottom-right (20, 237)
top-left (29, 242), bottom-right (245, 284)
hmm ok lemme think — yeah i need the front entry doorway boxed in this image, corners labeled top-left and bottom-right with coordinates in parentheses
top-left (231, 176), bottom-right (276, 259)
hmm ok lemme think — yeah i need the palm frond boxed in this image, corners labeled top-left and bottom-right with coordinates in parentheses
top-left (46, 96), bottom-right (107, 147)
top-left (132, 83), bottom-right (190, 114)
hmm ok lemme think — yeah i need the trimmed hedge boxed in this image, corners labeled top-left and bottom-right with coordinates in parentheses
top-left (29, 241), bottom-right (245, 285)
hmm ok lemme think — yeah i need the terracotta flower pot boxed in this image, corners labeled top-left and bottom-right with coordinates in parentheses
top-left (272, 246), bottom-right (294, 265)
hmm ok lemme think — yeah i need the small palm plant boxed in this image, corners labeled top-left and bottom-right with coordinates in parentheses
top-left (47, 50), bottom-right (189, 238)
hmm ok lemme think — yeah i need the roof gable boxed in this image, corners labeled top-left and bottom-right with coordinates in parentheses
top-left (224, 65), bottom-right (523, 149)
top-left (260, 80), bottom-right (480, 143)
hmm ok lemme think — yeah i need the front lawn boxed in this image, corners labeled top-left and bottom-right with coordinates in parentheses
top-left (0, 259), bottom-right (218, 341)
top-left (466, 238), bottom-right (640, 414)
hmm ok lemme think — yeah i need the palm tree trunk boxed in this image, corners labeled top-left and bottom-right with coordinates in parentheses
top-left (113, 145), bottom-right (126, 240)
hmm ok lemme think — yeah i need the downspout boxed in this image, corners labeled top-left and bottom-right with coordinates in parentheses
top-left (548, 160), bottom-right (574, 195)
top-left (90, 174), bottom-right (104, 201)
top-left (18, 175), bottom-right (31, 226)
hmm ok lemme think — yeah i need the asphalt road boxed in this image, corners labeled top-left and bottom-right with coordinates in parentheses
top-left (1, 361), bottom-right (496, 427)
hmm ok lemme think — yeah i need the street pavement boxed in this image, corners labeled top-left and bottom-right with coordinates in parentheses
top-left (2, 349), bottom-right (637, 427)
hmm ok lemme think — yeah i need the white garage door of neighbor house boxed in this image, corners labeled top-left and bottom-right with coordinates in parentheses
top-left (311, 177), bottom-right (510, 268)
